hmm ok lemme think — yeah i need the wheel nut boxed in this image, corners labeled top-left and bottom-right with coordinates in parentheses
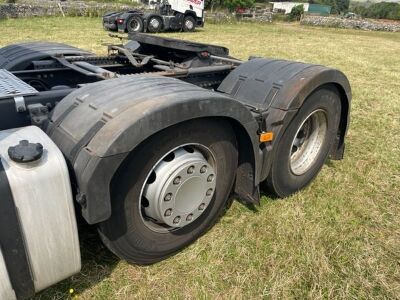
top-left (186, 214), bottom-right (193, 221)
top-left (199, 203), bottom-right (206, 210)
top-left (164, 193), bottom-right (172, 201)
top-left (173, 176), bottom-right (181, 185)
top-left (187, 166), bottom-right (195, 174)
top-left (173, 216), bottom-right (181, 224)
top-left (164, 209), bottom-right (172, 217)
top-left (206, 188), bottom-right (213, 196)
top-left (207, 174), bottom-right (214, 182)
top-left (200, 165), bottom-right (207, 173)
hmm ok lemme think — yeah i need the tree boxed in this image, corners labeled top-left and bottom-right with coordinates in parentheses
top-left (205, 0), bottom-right (223, 11)
top-left (315, 0), bottom-right (350, 14)
top-left (366, 2), bottom-right (400, 20)
top-left (289, 4), bottom-right (304, 20)
top-left (351, 2), bottom-right (400, 20)
top-left (223, 0), bottom-right (255, 11)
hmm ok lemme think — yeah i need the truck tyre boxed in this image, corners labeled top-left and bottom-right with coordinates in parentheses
top-left (127, 15), bottom-right (144, 33)
top-left (147, 16), bottom-right (163, 33)
top-left (183, 15), bottom-right (196, 32)
top-left (98, 119), bottom-right (238, 264)
top-left (265, 86), bottom-right (342, 197)
top-left (0, 42), bottom-right (93, 71)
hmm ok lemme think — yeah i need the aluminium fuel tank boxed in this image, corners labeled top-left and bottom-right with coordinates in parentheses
top-left (0, 126), bottom-right (81, 299)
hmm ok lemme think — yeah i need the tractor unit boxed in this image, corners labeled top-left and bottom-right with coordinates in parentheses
top-left (103, 0), bottom-right (205, 33)
top-left (0, 33), bottom-right (350, 299)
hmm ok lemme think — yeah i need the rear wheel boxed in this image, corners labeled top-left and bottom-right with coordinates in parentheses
top-left (183, 15), bottom-right (196, 32)
top-left (265, 86), bottom-right (341, 197)
top-left (99, 119), bottom-right (238, 264)
top-left (127, 15), bottom-right (144, 33)
top-left (147, 16), bottom-right (163, 33)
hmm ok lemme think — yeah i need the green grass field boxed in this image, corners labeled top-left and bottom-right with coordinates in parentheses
top-left (0, 17), bottom-right (399, 299)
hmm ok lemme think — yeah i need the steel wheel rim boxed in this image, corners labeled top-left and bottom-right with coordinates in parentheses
top-left (290, 109), bottom-right (328, 175)
top-left (139, 144), bottom-right (217, 233)
top-left (129, 19), bottom-right (140, 32)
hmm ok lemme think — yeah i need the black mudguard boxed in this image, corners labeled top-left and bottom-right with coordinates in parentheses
top-left (218, 58), bottom-right (351, 181)
top-left (47, 76), bottom-right (261, 224)
top-left (0, 42), bottom-right (93, 71)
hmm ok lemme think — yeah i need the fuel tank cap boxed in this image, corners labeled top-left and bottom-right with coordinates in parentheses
top-left (8, 140), bottom-right (44, 163)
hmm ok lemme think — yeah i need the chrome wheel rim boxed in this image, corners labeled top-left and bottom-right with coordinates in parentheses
top-left (290, 109), bottom-right (328, 175)
top-left (139, 144), bottom-right (216, 233)
top-left (185, 20), bottom-right (194, 30)
top-left (149, 18), bottom-right (160, 29)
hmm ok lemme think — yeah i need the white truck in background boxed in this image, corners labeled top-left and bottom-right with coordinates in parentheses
top-left (103, 0), bottom-right (205, 33)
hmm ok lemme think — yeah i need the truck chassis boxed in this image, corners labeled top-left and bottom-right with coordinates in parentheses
top-left (0, 33), bottom-right (351, 299)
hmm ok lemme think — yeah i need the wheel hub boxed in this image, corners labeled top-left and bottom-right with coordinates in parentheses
top-left (185, 20), bottom-right (194, 30)
top-left (150, 18), bottom-right (160, 28)
top-left (142, 147), bottom-right (216, 228)
top-left (290, 109), bottom-right (327, 175)
top-left (130, 20), bottom-right (140, 31)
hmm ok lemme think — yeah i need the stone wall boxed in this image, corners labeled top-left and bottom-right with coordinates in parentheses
top-left (300, 15), bottom-right (400, 32)
top-left (240, 12), bottom-right (273, 23)
top-left (205, 12), bottom-right (273, 24)
top-left (0, 1), bottom-right (140, 19)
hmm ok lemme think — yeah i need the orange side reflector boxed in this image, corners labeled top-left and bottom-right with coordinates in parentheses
top-left (259, 131), bottom-right (274, 143)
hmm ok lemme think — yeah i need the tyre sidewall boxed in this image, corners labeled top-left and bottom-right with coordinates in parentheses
top-left (100, 119), bottom-right (237, 263)
top-left (269, 86), bottom-right (341, 197)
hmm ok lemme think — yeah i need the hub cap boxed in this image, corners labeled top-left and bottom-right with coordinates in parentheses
top-left (141, 146), bottom-right (216, 231)
top-left (290, 109), bottom-right (328, 175)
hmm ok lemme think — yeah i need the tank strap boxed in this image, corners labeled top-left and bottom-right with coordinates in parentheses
top-left (0, 161), bottom-right (35, 299)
